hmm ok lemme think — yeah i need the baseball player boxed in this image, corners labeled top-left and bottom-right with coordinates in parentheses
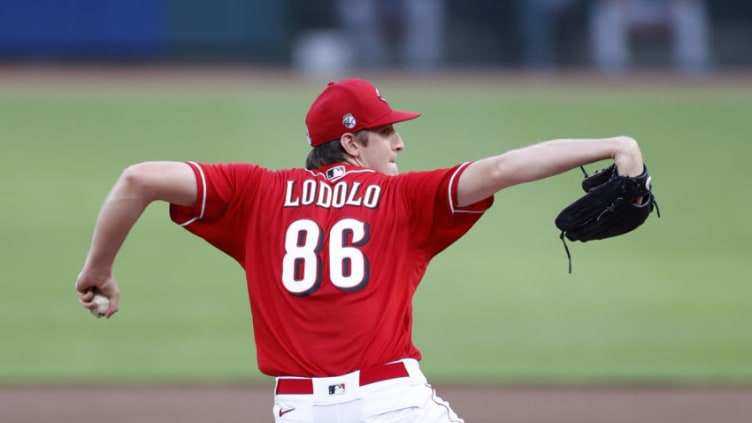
top-left (76, 78), bottom-right (646, 422)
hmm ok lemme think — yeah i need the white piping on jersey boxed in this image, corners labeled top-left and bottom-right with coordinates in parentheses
top-left (180, 161), bottom-right (207, 227)
top-left (448, 162), bottom-right (485, 215)
top-left (304, 167), bottom-right (376, 179)
top-left (178, 163), bottom-right (480, 225)
top-left (307, 164), bottom-right (484, 215)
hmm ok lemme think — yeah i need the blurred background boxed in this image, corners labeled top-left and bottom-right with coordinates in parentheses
top-left (0, 0), bottom-right (749, 76)
top-left (1, 0), bottom-right (752, 409)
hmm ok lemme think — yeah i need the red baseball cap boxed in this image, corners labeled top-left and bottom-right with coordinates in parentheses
top-left (305, 79), bottom-right (421, 147)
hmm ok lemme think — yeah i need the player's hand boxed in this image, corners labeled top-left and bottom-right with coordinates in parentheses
top-left (612, 136), bottom-right (644, 177)
top-left (76, 270), bottom-right (121, 318)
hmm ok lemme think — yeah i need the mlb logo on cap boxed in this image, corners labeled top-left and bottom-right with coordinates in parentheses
top-left (305, 79), bottom-right (421, 147)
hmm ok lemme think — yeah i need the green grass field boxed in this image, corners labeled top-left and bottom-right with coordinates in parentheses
top-left (1, 72), bottom-right (751, 385)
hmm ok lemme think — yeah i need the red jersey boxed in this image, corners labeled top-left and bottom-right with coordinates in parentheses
top-left (170, 161), bottom-right (493, 377)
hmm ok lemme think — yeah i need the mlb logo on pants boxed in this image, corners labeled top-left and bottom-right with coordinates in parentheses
top-left (328, 383), bottom-right (345, 395)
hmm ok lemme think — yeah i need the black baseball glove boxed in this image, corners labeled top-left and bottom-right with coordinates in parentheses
top-left (555, 163), bottom-right (659, 271)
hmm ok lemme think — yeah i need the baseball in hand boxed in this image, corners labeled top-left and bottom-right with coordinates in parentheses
top-left (91, 293), bottom-right (110, 318)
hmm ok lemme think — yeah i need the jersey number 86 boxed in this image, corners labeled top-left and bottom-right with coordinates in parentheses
top-left (282, 218), bottom-right (370, 296)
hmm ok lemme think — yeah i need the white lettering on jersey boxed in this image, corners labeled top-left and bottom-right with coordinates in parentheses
top-left (284, 179), bottom-right (381, 209)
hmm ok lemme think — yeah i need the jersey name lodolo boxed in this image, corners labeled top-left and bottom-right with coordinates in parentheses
top-left (283, 179), bottom-right (382, 209)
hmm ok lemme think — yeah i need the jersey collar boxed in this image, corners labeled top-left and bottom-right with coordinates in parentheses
top-left (317, 163), bottom-right (373, 181)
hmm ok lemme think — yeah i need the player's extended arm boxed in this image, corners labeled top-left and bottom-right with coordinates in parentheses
top-left (456, 136), bottom-right (643, 207)
top-left (76, 161), bottom-right (197, 318)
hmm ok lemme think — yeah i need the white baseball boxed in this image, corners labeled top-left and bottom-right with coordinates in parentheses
top-left (91, 293), bottom-right (110, 318)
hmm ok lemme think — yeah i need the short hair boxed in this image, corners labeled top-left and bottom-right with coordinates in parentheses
top-left (305, 130), bottom-right (370, 170)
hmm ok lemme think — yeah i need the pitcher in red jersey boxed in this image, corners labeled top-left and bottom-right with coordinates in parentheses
top-left (76, 78), bottom-right (646, 422)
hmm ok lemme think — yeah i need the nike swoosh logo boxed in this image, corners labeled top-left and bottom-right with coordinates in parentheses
top-left (279, 407), bottom-right (296, 417)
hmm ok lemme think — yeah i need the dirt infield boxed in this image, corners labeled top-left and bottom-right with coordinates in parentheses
top-left (3, 384), bottom-right (752, 423)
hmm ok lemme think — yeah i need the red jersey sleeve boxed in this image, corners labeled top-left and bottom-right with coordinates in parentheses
top-left (399, 162), bottom-right (494, 256)
top-left (169, 161), bottom-right (264, 264)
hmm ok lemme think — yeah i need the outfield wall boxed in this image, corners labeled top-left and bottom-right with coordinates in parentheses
top-left (0, 0), bottom-right (750, 68)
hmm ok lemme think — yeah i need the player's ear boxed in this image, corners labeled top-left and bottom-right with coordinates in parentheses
top-left (340, 133), bottom-right (360, 157)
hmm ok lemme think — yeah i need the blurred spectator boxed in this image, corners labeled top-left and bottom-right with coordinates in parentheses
top-left (335, 0), bottom-right (445, 69)
top-left (589, 0), bottom-right (711, 75)
top-left (515, 0), bottom-right (579, 69)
